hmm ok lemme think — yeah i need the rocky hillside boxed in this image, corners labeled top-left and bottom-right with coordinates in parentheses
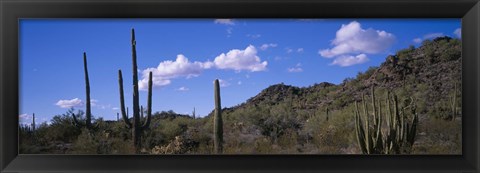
top-left (221, 36), bottom-right (461, 119)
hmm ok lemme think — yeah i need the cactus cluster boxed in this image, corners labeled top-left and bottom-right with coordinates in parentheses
top-left (213, 79), bottom-right (223, 154)
top-left (72, 52), bottom-right (97, 130)
top-left (118, 28), bottom-right (153, 153)
top-left (354, 86), bottom-right (418, 154)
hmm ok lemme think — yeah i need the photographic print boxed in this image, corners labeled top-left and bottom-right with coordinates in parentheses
top-left (19, 19), bottom-right (462, 155)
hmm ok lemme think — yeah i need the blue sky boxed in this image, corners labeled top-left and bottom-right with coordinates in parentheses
top-left (19, 19), bottom-right (461, 125)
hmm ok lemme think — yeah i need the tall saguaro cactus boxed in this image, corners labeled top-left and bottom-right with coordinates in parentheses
top-left (32, 113), bottom-right (36, 132)
top-left (72, 52), bottom-right (95, 130)
top-left (118, 28), bottom-right (153, 153)
top-left (354, 86), bottom-right (418, 154)
top-left (213, 79), bottom-right (223, 154)
top-left (192, 107), bottom-right (196, 119)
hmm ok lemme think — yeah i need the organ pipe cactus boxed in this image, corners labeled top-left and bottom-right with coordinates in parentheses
top-left (354, 86), bottom-right (418, 154)
top-left (118, 28), bottom-right (153, 153)
top-left (72, 52), bottom-right (96, 130)
top-left (213, 79), bottom-right (223, 154)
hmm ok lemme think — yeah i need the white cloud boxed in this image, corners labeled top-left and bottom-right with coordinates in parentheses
top-left (139, 54), bottom-right (213, 90)
top-left (214, 19), bottom-right (235, 25)
top-left (319, 21), bottom-right (395, 58)
top-left (287, 63), bottom-right (303, 72)
top-left (247, 34), bottom-right (261, 39)
top-left (260, 43), bottom-right (278, 50)
top-left (112, 107), bottom-right (119, 111)
top-left (214, 45), bottom-right (268, 72)
top-left (454, 28), bottom-right (461, 38)
top-left (412, 32), bottom-right (445, 44)
top-left (286, 48), bottom-right (293, 53)
top-left (423, 33), bottom-right (444, 39)
top-left (330, 54), bottom-right (369, 67)
top-left (297, 48), bottom-right (304, 53)
top-left (226, 27), bottom-right (233, 37)
top-left (217, 79), bottom-right (230, 87)
top-left (19, 114), bottom-right (30, 120)
top-left (90, 99), bottom-right (98, 106)
top-left (56, 98), bottom-right (83, 108)
top-left (19, 114), bottom-right (31, 125)
top-left (413, 38), bottom-right (423, 44)
top-left (237, 81), bottom-right (242, 85)
top-left (176, 87), bottom-right (190, 91)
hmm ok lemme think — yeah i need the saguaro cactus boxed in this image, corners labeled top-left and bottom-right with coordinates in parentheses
top-left (118, 28), bottom-right (153, 153)
top-left (72, 52), bottom-right (96, 130)
top-left (325, 107), bottom-right (329, 122)
top-left (192, 107), bottom-right (196, 119)
top-left (354, 86), bottom-right (418, 154)
top-left (32, 113), bottom-right (36, 132)
top-left (213, 79), bottom-right (223, 154)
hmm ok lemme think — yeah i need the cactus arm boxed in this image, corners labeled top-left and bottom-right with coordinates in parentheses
top-left (354, 101), bottom-right (367, 154)
top-left (142, 71), bottom-right (153, 129)
top-left (407, 113), bottom-right (418, 145)
top-left (71, 112), bottom-right (84, 128)
top-left (375, 97), bottom-right (382, 150)
top-left (361, 94), bottom-right (372, 154)
top-left (386, 91), bottom-right (391, 130)
top-left (118, 69), bottom-right (132, 128)
top-left (371, 87), bottom-right (377, 127)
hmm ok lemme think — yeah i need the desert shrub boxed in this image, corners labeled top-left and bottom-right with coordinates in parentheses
top-left (43, 109), bottom-right (82, 143)
top-left (253, 137), bottom-right (275, 154)
top-left (69, 129), bottom-right (99, 154)
top-left (412, 117), bottom-right (461, 154)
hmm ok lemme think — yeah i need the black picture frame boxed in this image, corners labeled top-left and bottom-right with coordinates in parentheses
top-left (1, 0), bottom-right (479, 172)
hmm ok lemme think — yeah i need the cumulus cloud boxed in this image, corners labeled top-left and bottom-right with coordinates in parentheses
top-left (214, 19), bottom-right (235, 25)
top-left (217, 79), bottom-right (230, 87)
top-left (90, 99), bottom-right (98, 107)
top-left (413, 38), bottom-right (423, 44)
top-left (214, 45), bottom-right (268, 72)
top-left (319, 21), bottom-right (395, 58)
top-left (287, 63), bottom-right (303, 73)
top-left (19, 114), bottom-right (30, 120)
top-left (424, 33), bottom-right (444, 39)
top-left (454, 28), bottom-right (461, 38)
top-left (56, 98), bottom-right (83, 108)
top-left (260, 43), bottom-right (278, 50)
top-left (330, 54), bottom-right (369, 67)
top-left (413, 32), bottom-right (445, 43)
top-left (247, 34), bottom-right (261, 39)
top-left (176, 87), bottom-right (190, 91)
top-left (286, 48), bottom-right (293, 53)
top-left (139, 54), bottom-right (213, 90)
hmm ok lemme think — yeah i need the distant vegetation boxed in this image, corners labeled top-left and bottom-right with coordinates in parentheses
top-left (20, 34), bottom-right (461, 154)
